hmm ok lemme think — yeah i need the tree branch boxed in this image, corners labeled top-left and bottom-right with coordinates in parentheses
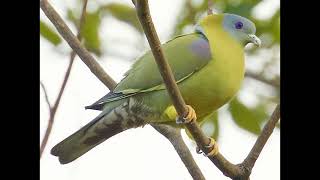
top-left (241, 104), bottom-right (280, 173)
top-left (40, 81), bottom-right (54, 158)
top-left (40, 48), bottom-right (77, 158)
top-left (245, 71), bottom-right (280, 88)
top-left (133, 0), bottom-right (188, 117)
top-left (40, 0), bottom-right (88, 158)
top-left (40, 81), bottom-right (52, 111)
top-left (152, 124), bottom-right (205, 180)
top-left (133, 1), bottom-right (280, 180)
top-left (40, 0), bottom-right (116, 89)
top-left (133, 0), bottom-right (218, 166)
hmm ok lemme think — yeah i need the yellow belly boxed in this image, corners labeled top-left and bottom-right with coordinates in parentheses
top-left (180, 56), bottom-right (244, 119)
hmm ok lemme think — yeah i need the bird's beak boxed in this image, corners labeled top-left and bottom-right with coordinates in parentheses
top-left (248, 34), bottom-right (261, 47)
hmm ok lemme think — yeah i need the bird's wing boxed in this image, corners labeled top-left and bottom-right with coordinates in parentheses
top-left (86, 33), bottom-right (212, 110)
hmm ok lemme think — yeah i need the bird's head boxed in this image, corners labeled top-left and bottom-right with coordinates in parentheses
top-left (196, 13), bottom-right (261, 47)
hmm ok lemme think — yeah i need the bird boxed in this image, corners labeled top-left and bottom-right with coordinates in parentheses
top-left (51, 13), bottom-right (261, 164)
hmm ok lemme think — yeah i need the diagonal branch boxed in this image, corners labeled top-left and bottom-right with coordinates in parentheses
top-left (152, 124), bottom-right (205, 180)
top-left (245, 71), bottom-right (280, 88)
top-left (241, 104), bottom-right (280, 172)
top-left (133, 0), bottom-right (217, 166)
top-left (133, 0), bottom-right (188, 117)
top-left (132, 0), bottom-right (241, 178)
top-left (40, 0), bottom-right (88, 158)
top-left (133, 1), bottom-right (280, 180)
top-left (40, 0), bottom-right (116, 89)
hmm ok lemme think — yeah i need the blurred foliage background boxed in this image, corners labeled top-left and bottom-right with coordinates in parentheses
top-left (40, 0), bottom-right (280, 141)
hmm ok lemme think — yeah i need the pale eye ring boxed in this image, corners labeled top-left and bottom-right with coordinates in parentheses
top-left (235, 21), bottom-right (243, 29)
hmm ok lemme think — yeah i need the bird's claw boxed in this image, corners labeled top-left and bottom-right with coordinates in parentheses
top-left (176, 105), bottom-right (197, 124)
top-left (205, 138), bottom-right (219, 157)
top-left (176, 117), bottom-right (184, 124)
top-left (196, 138), bottom-right (219, 157)
top-left (196, 146), bottom-right (202, 154)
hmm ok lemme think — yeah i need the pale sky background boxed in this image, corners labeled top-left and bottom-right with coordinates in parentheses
top-left (40, 0), bottom-right (280, 180)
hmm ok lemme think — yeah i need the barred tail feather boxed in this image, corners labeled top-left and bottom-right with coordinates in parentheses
top-left (51, 99), bottom-right (143, 164)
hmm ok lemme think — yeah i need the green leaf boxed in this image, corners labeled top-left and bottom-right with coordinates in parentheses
top-left (100, 3), bottom-right (143, 33)
top-left (229, 98), bottom-right (268, 135)
top-left (40, 21), bottom-right (62, 46)
top-left (67, 9), bottom-right (102, 56)
top-left (224, 2), bottom-right (256, 18)
top-left (81, 11), bottom-right (102, 56)
top-left (67, 9), bottom-right (78, 26)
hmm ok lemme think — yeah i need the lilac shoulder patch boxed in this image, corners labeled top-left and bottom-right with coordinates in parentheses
top-left (190, 37), bottom-right (212, 60)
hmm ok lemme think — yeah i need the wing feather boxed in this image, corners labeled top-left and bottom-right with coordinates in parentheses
top-left (86, 33), bottom-right (212, 110)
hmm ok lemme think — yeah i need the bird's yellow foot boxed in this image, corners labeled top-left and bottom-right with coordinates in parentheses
top-left (176, 105), bottom-right (197, 124)
top-left (196, 137), bottom-right (219, 157)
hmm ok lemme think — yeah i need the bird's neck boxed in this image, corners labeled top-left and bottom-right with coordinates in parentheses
top-left (198, 15), bottom-right (244, 63)
top-left (197, 15), bottom-right (245, 97)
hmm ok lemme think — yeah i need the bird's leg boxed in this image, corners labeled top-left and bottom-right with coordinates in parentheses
top-left (204, 138), bottom-right (219, 157)
top-left (196, 137), bottom-right (219, 157)
top-left (178, 105), bottom-right (219, 157)
top-left (176, 105), bottom-right (197, 124)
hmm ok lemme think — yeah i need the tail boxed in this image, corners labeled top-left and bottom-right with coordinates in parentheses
top-left (51, 99), bottom-right (144, 164)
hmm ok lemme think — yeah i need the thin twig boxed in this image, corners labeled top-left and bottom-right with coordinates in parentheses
top-left (245, 71), bottom-right (280, 88)
top-left (241, 104), bottom-right (280, 172)
top-left (152, 124), bottom-right (205, 180)
top-left (40, 0), bottom-right (88, 158)
top-left (40, 81), bottom-right (52, 111)
top-left (40, 0), bottom-right (117, 89)
top-left (40, 104), bottom-right (55, 158)
top-left (40, 44), bottom-right (77, 158)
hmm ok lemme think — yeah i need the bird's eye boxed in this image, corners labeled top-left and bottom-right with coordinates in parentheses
top-left (235, 21), bottom-right (243, 29)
